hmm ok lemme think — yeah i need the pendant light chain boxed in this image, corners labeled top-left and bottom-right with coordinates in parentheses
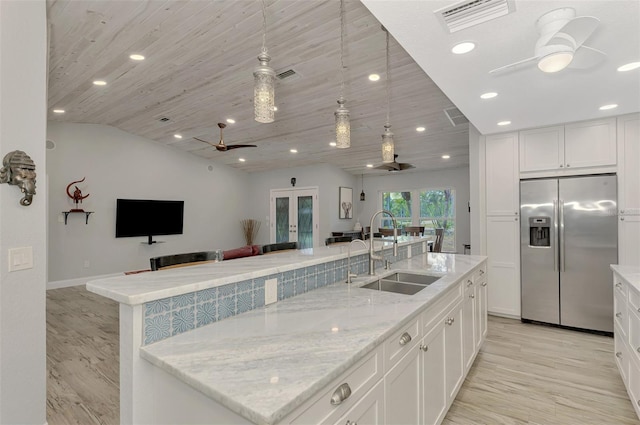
top-left (334, 0), bottom-right (350, 148)
top-left (381, 28), bottom-right (395, 163)
top-left (261, 0), bottom-right (267, 53)
top-left (254, 0), bottom-right (275, 123)
top-left (340, 0), bottom-right (345, 98)
top-left (385, 30), bottom-right (390, 126)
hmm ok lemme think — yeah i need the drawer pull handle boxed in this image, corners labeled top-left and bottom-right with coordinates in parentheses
top-left (446, 317), bottom-right (455, 326)
top-left (419, 343), bottom-right (429, 352)
top-left (469, 294), bottom-right (475, 299)
top-left (616, 352), bottom-right (622, 359)
top-left (616, 312), bottom-right (622, 319)
top-left (467, 280), bottom-right (473, 287)
top-left (479, 269), bottom-right (485, 275)
top-left (481, 282), bottom-right (487, 287)
top-left (330, 383), bottom-right (352, 405)
top-left (346, 421), bottom-right (358, 425)
top-left (616, 282), bottom-right (623, 289)
top-left (399, 332), bottom-right (412, 346)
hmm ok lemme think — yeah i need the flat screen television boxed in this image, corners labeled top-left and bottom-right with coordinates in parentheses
top-left (116, 199), bottom-right (184, 244)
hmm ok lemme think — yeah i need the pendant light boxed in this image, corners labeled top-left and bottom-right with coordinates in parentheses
top-left (253, 0), bottom-right (275, 123)
top-left (335, 0), bottom-right (350, 148)
top-left (381, 29), bottom-right (395, 163)
top-left (360, 174), bottom-right (366, 201)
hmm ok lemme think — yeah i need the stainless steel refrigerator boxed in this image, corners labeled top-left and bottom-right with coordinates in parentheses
top-left (520, 174), bottom-right (617, 333)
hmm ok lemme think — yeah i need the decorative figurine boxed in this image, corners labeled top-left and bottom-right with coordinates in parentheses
top-left (0, 150), bottom-right (37, 206)
top-left (66, 177), bottom-right (90, 212)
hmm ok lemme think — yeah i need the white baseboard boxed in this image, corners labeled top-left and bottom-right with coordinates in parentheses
top-left (47, 272), bottom-right (123, 290)
top-left (488, 311), bottom-right (521, 320)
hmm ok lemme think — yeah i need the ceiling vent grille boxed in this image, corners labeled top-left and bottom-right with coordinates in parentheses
top-left (435, 0), bottom-right (515, 33)
top-left (276, 68), bottom-right (301, 81)
top-left (444, 107), bottom-right (469, 127)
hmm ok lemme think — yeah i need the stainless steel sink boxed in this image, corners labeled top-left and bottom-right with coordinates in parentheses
top-left (360, 272), bottom-right (441, 295)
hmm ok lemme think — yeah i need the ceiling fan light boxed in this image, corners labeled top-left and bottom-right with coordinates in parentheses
top-left (381, 124), bottom-right (395, 163)
top-left (538, 51), bottom-right (573, 73)
top-left (335, 98), bottom-right (350, 148)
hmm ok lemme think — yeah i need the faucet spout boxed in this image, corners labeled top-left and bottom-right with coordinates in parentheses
top-left (346, 238), bottom-right (368, 284)
top-left (368, 210), bottom-right (399, 275)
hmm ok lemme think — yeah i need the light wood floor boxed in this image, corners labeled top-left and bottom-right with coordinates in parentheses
top-left (46, 286), bottom-right (639, 425)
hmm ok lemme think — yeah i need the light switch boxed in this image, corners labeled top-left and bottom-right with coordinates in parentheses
top-left (265, 278), bottom-right (278, 305)
top-left (8, 246), bottom-right (33, 272)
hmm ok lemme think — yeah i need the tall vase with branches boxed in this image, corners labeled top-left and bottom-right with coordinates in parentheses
top-left (241, 219), bottom-right (261, 246)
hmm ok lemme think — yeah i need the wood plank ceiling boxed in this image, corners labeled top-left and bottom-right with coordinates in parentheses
top-left (46, 0), bottom-right (469, 175)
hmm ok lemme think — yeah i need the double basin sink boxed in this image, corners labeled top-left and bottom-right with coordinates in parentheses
top-left (360, 272), bottom-right (441, 295)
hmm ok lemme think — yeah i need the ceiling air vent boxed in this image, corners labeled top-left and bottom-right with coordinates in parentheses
top-left (434, 0), bottom-right (515, 33)
top-left (158, 117), bottom-right (171, 123)
top-left (444, 107), bottom-right (469, 127)
top-left (276, 68), bottom-right (301, 81)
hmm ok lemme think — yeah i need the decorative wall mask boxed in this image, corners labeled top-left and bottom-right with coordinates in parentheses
top-left (0, 150), bottom-right (37, 206)
top-left (66, 177), bottom-right (90, 211)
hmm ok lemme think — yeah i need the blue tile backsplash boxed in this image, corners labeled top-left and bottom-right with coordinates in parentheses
top-left (143, 243), bottom-right (427, 345)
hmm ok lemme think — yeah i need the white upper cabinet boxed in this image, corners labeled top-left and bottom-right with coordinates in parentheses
top-left (618, 114), bottom-right (640, 216)
top-left (519, 118), bottom-right (617, 174)
top-left (485, 132), bottom-right (519, 216)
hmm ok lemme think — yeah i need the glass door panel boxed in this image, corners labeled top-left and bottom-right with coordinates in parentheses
top-left (297, 195), bottom-right (313, 249)
top-left (270, 188), bottom-right (319, 248)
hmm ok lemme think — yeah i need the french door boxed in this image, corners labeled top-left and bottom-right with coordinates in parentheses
top-left (270, 188), bottom-right (319, 249)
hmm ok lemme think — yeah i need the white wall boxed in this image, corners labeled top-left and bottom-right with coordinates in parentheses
top-left (247, 164), bottom-right (358, 245)
top-left (468, 125), bottom-right (483, 255)
top-left (357, 167), bottom-right (471, 252)
top-left (0, 1), bottom-right (47, 423)
top-left (47, 122), bottom-right (251, 282)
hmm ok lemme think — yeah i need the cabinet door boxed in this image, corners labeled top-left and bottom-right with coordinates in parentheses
top-left (476, 279), bottom-right (488, 348)
top-left (619, 215), bottom-right (640, 267)
top-left (462, 284), bottom-right (476, 372)
top-left (384, 347), bottom-right (420, 425)
top-left (421, 323), bottom-right (446, 425)
top-left (486, 216), bottom-right (521, 316)
top-left (444, 302), bottom-right (464, 403)
top-left (519, 126), bottom-right (564, 172)
top-left (564, 118), bottom-right (616, 169)
top-left (334, 380), bottom-right (384, 425)
top-left (618, 114), bottom-right (640, 216)
top-left (485, 133), bottom-right (519, 216)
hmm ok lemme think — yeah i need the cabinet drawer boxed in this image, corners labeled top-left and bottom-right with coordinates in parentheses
top-left (615, 324), bottom-right (629, 386)
top-left (630, 309), bottom-right (640, 365)
top-left (615, 290), bottom-right (628, 338)
top-left (615, 277), bottom-right (628, 301)
top-left (474, 264), bottom-right (487, 281)
top-left (383, 317), bottom-right (420, 371)
top-left (630, 287), bottom-right (640, 313)
top-left (463, 275), bottom-right (475, 295)
top-left (421, 283), bottom-right (463, 333)
top-left (629, 357), bottom-right (640, 419)
top-left (286, 348), bottom-right (383, 425)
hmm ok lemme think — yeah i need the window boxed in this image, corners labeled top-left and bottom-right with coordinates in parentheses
top-left (381, 188), bottom-right (456, 252)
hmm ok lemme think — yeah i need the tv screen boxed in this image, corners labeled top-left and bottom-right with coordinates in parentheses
top-left (116, 199), bottom-right (184, 242)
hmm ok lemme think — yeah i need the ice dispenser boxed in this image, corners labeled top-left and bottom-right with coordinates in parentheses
top-left (529, 217), bottom-right (550, 247)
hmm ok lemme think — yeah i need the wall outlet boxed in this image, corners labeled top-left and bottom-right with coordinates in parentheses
top-left (83, 260), bottom-right (90, 268)
top-left (8, 246), bottom-right (33, 272)
top-left (265, 278), bottom-right (278, 305)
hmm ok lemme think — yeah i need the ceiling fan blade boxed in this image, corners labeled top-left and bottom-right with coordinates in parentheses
top-left (224, 144), bottom-right (257, 150)
top-left (568, 45), bottom-right (606, 69)
top-left (398, 163), bottom-right (415, 170)
top-left (556, 16), bottom-right (600, 47)
top-left (374, 164), bottom-right (394, 171)
top-left (489, 56), bottom-right (539, 74)
top-left (194, 137), bottom-right (218, 148)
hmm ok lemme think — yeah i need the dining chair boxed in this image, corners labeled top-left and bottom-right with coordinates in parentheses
top-left (403, 226), bottom-right (425, 236)
top-left (378, 228), bottom-right (396, 237)
top-left (325, 236), bottom-right (352, 245)
top-left (150, 251), bottom-right (218, 271)
top-left (433, 228), bottom-right (444, 253)
top-left (261, 241), bottom-right (298, 254)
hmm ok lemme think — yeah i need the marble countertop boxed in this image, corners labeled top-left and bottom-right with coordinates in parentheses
top-left (140, 252), bottom-right (486, 425)
top-left (87, 236), bottom-right (426, 305)
top-left (611, 265), bottom-right (640, 293)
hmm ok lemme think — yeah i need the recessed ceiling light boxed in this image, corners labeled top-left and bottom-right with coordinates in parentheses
top-left (129, 54), bottom-right (145, 61)
top-left (52, 109), bottom-right (65, 114)
top-left (329, 142), bottom-right (337, 147)
top-left (497, 120), bottom-right (511, 126)
top-left (290, 149), bottom-right (298, 153)
top-left (599, 104), bottom-right (618, 111)
top-left (451, 41), bottom-right (475, 54)
top-left (368, 74), bottom-right (380, 81)
top-left (416, 126), bottom-right (426, 132)
top-left (93, 80), bottom-right (107, 86)
top-left (239, 158), bottom-right (246, 162)
top-left (442, 155), bottom-right (451, 159)
top-left (480, 92), bottom-right (497, 99)
top-left (617, 62), bottom-right (640, 72)
top-left (226, 118), bottom-right (236, 124)
top-left (273, 106), bottom-right (278, 111)
top-left (173, 134), bottom-right (182, 139)
top-left (366, 164), bottom-right (373, 168)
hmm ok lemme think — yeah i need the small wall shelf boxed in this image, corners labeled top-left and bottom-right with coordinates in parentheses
top-left (62, 211), bottom-right (94, 225)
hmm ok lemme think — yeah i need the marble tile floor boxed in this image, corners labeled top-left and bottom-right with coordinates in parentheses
top-left (46, 286), bottom-right (638, 425)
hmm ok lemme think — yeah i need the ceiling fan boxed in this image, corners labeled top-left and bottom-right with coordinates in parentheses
top-left (489, 7), bottom-right (605, 74)
top-left (194, 123), bottom-right (257, 152)
top-left (375, 154), bottom-right (415, 172)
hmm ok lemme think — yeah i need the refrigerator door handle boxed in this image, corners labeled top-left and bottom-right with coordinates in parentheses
top-left (553, 199), bottom-right (559, 272)
top-left (559, 200), bottom-right (565, 272)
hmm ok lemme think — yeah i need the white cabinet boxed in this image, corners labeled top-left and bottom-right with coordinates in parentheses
top-left (486, 216), bottom-right (520, 317)
top-left (420, 322), bottom-right (446, 425)
top-left (333, 381), bottom-right (384, 425)
top-left (617, 114), bottom-right (640, 267)
top-left (444, 301), bottom-right (464, 402)
top-left (519, 118), bottom-right (616, 174)
top-left (485, 133), bottom-right (519, 216)
top-left (384, 346), bottom-right (420, 424)
top-left (619, 215), bottom-right (640, 267)
top-left (462, 277), bottom-right (476, 372)
top-left (476, 277), bottom-right (488, 347)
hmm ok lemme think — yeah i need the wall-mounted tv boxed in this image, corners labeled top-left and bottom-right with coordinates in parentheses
top-left (115, 199), bottom-right (184, 244)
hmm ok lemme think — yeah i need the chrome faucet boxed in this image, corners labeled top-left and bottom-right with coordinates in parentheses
top-left (346, 238), bottom-right (368, 284)
top-left (369, 210), bottom-right (398, 275)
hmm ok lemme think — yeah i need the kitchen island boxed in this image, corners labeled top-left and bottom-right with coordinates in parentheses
top-left (87, 238), bottom-right (487, 424)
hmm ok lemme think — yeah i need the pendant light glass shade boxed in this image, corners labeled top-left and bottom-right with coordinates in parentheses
top-left (334, 0), bottom-right (350, 148)
top-left (335, 97), bottom-right (350, 148)
top-left (381, 123), bottom-right (395, 163)
top-left (254, 0), bottom-right (275, 124)
top-left (254, 50), bottom-right (275, 123)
